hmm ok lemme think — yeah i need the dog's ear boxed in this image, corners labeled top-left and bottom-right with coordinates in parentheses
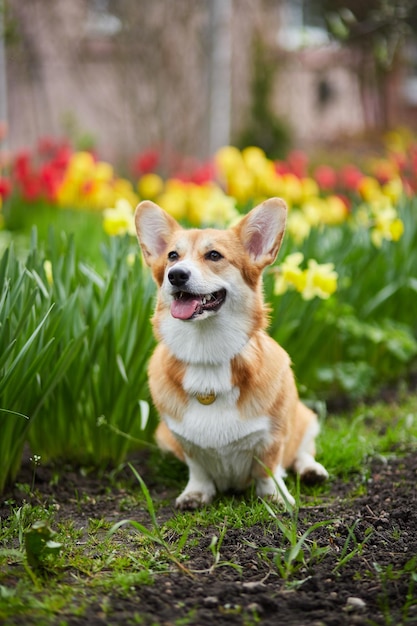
top-left (236, 198), bottom-right (287, 267)
top-left (135, 201), bottom-right (180, 265)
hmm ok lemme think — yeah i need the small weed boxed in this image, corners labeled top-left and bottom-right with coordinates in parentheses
top-left (332, 520), bottom-right (373, 574)
top-left (372, 557), bottom-right (417, 624)
top-left (262, 503), bottom-right (334, 582)
top-left (108, 464), bottom-right (193, 576)
top-left (205, 520), bottom-right (243, 574)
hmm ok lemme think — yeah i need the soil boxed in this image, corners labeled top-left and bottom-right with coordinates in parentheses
top-left (2, 450), bottom-right (417, 626)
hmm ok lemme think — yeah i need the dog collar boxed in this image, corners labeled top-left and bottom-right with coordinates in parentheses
top-left (195, 392), bottom-right (216, 405)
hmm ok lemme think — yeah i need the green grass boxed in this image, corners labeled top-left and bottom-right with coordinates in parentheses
top-left (319, 393), bottom-right (417, 478)
top-left (1, 395), bottom-right (416, 624)
top-left (4, 202), bottom-right (106, 270)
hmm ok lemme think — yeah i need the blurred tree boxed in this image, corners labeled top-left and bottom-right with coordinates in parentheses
top-left (237, 34), bottom-right (292, 159)
top-left (315, 0), bottom-right (417, 128)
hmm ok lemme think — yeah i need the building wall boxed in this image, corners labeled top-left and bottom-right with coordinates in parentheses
top-left (4, 0), bottom-right (394, 166)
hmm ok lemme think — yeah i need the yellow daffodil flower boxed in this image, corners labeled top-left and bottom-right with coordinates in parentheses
top-left (287, 211), bottom-right (311, 244)
top-left (274, 252), bottom-right (306, 295)
top-left (302, 260), bottom-right (338, 300)
top-left (103, 198), bottom-right (135, 237)
top-left (370, 203), bottom-right (404, 247)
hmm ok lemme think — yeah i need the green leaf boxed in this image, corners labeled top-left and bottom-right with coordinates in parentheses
top-left (25, 521), bottom-right (62, 570)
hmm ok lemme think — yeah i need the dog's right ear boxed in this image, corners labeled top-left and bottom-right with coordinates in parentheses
top-left (135, 201), bottom-right (180, 266)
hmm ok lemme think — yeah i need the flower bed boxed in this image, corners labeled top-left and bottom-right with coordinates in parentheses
top-left (0, 131), bottom-right (416, 492)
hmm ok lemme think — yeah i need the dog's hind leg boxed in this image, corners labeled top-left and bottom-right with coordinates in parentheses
top-left (155, 422), bottom-right (186, 462)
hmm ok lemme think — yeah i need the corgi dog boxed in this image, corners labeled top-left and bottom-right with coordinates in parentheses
top-left (135, 198), bottom-right (328, 509)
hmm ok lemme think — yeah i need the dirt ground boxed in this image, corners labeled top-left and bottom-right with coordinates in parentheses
top-left (2, 447), bottom-right (417, 626)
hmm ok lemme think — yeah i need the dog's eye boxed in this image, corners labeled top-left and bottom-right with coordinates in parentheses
top-left (168, 251), bottom-right (179, 261)
top-left (205, 250), bottom-right (223, 262)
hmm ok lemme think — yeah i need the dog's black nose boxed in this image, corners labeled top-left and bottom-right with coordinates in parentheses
top-left (168, 267), bottom-right (190, 287)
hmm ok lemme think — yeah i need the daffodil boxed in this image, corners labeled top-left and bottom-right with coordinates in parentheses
top-left (302, 197), bottom-right (327, 227)
top-left (201, 188), bottom-right (239, 227)
top-left (274, 253), bottom-right (338, 300)
top-left (103, 198), bottom-right (135, 236)
top-left (302, 260), bottom-right (338, 300)
top-left (370, 202), bottom-right (404, 247)
top-left (287, 211), bottom-right (311, 244)
top-left (274, 252), bottom-right (306, 295)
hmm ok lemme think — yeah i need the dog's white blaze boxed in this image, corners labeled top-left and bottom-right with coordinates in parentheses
top-left (183, 362), bottom-right (234, 395)
top-left (160, 314), bottom-right (249, 364)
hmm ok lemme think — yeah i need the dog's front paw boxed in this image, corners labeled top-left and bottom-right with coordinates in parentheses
top-left (175, 490), bottom-right (214, 510)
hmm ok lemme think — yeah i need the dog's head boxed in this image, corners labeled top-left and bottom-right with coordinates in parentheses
top-left (135, 198), bottom-right (287, 356)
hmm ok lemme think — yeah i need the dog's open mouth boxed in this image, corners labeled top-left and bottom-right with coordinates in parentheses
top-left (171, 289), bottom-right (226, 320)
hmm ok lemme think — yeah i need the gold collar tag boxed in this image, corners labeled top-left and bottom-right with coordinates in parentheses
top-left (195, 392), bottom-right (216, 405)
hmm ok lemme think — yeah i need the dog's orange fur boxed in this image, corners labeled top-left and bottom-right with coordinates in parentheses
top-left (135, 198), bottom-right (328, 508)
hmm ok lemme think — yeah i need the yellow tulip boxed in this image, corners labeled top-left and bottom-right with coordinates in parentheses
top-left (158, 189), bottom-right (188, 221)
top-left (324, 195), bottom-right (348, 225)
top-left (242, 146), bottom-right (268, 173)
top-left (215, 146), bottom-right (244, 178)
top-left (358, 176), bottom-right (381, 202)
top-left (300, 177), bottom-right (320, 202)
top-left (67, 151), bottom-right (96, 181)
top-left (282, 173), bottom-right (302, 206)
top-left (94, 161), bottom-right (114, 183)
top-left (382, 178), bottom-right (403, 205)
top-left (138, 173), bottom-right (164, 200)
top-left (227, 168), bottom-right (256, 204)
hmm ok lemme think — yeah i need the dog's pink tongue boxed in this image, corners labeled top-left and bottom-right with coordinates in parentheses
top-left (171, 297), bottom-right (200, 320)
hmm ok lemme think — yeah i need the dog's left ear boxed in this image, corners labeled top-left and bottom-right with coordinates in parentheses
top-left (236, 198), bottom-right (287, 268)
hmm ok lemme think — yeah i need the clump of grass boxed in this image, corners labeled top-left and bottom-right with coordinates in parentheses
top-left (0, 229), bottom-right (156, 492)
